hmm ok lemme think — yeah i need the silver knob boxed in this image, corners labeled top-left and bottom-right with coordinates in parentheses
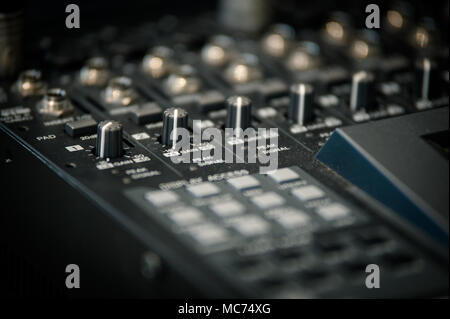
top-left (80, 57), bottom-right (110, 86)
top-left (13, 69), bottom-right (46, 96)
top-left (103, 76), bottom-right (138, 106)
top-left (38, 88), bottom-right (74, 117)
top-left (142, 46), bottom-right (174, 79)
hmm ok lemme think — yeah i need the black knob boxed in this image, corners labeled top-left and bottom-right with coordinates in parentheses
top-left (414, 58), bottom-right (438, 100)
top-left (161, 107), bottom-right (189, 147)
top-left (226, 96), bottom-right (252, 132)
top-left (350, 71), bottom-right (377, 112)
top-left (96, 120), bottom-right (123, 158)
top-left (289, 83), bottom-right (315, 125)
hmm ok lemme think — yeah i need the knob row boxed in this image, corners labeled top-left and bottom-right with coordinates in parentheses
top-left (161, 96), bottom-right (253, 147)
top-left (94, 81), bottom-right (351, 159)
top-left (94, 58), bottom-right (441, 158)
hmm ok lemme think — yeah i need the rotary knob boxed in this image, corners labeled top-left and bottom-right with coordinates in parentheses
top-left (201, 35), bottom-right (234, 67)
top-left (349, 71), bottom-right (377, 112)
top-left (224, 54), bottom-right (263, 84)
top-left (142, 46), bottom-right (174, 79)
top-left (261, 24), bottom-right (295, 57)
top-left (289, 83), bottom-right (315, 125)
top-left (103, 76), bottom-right (138, 106)
top-left (226, 96), bottom-right (252, 133)
top-left (38, 88), bottom-right (74, 117)
top-left (414, 58), bottom-right (438, 101)
top-left (79, 57), bottom-right (110, 86)
top-left (96, 120), bottom-right (123, 159)
top-left (14, 69), bottom-right (47, 96)
top-left (161, 107), bottom-right (189, 147)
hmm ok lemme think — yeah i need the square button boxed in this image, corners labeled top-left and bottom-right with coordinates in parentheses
top-left (267, 167), bottom-right (300, 184)
top-left (131, 103), bottom-right (162, 125)
top-left (292, 185), bottom-right (325, 201)
top-left (168, 207), bottom-right (203, 226)
top-left (65, 118), bottom-right (98, 137)
top-left (277, 210), bottom-right (310, 229)
top-left (186, 182), bottom-right (221, 198)
top-left (192, 119), bottom-right (215, 131)
top-left (316, 203), bottom-right (350, 220)
top-left (257, 107), bottom-right (277, 118)
top-left (251, 192), bottom-right (285, 210)
top-left (188, 223), bottom-right (229, 246)
top-left (210, 200), bottom-right (245, 217)
top-left (145, 190), bottom-right (179, 207)
top-left (198, 90), bottom-right (225, 112)
top-left (229, 215), bottom-right (270, 237)
top-left (227, 175), bottom-right (260, 191)
top-left (65, 145), bottom-right (84, 152)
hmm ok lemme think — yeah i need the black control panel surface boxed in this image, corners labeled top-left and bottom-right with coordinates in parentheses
top-left (0, 0), bottom-right (448, 298)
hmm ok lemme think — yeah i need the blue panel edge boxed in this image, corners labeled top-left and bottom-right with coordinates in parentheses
top-left (316, 130), bottom-right (449, 247)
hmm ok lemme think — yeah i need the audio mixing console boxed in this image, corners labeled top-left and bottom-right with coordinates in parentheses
top-left (0, 0), bottom-right (448, 298)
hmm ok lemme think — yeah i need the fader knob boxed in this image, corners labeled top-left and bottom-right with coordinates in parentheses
top-left (96, 120), bottom-right (123, 159)
top-left (161, 107), bottom-right (189, 147)
top-left (289, 83), bottom-right (315, 125)
top-left (350, 71), bottom-right (377, 112)
top-left (226, 96), bottom-right (252, 132)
